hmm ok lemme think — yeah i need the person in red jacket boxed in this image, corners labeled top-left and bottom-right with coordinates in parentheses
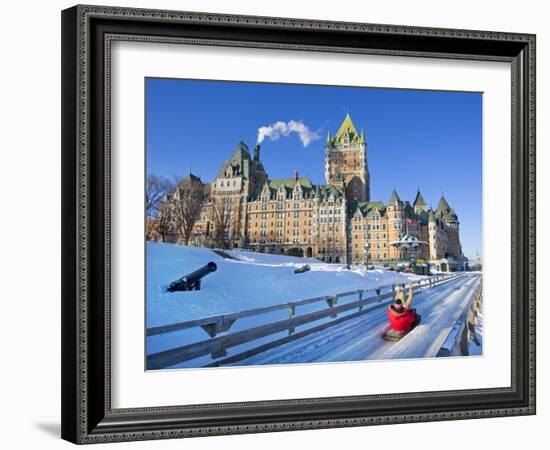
top-left (387, 282), bottom-right (420, 333)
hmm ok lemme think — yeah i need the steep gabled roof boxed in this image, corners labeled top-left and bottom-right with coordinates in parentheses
top-left (250, 176), bottom-right (316, 201)
top-left (413, 190), bottom-right (426, 207)
top-left (216, 141), bottom-right (252, 179)
top-left (315, 184), bottom-right (344, 200)
top-left (387, 189), bottom-right (402, 205)
top-left (231, 140), bottom-right (250, 160)
top-left (436, 195), bottom-right (451, 215)
top-left (335, 113), bottom-right (358, 139)
top-left (347, 201), bottom-right (386, 219)
top-left (269, 177), bottom-right (313, 190)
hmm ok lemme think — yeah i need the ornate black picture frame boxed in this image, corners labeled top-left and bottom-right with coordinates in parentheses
top-left (61, 4), bottom-right (536, 444)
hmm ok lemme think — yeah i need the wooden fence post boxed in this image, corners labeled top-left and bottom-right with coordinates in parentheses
top-left (212, 337), bottom-right (227, 359)
top-left (288, 305), bottom-right (296, 335)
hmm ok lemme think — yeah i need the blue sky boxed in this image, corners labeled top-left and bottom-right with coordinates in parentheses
top-left (146, 78), bottom-right (482, 260)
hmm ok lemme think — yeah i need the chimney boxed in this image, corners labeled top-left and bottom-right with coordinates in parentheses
top-left (254, 144), bottom-right (260, 162)
top-left (294, 170), bottom-right (299, 181)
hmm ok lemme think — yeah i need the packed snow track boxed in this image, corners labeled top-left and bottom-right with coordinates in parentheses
top-left (230, 273), bottom-right (481, 365)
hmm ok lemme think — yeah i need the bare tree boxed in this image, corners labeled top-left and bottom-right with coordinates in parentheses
top-left (155, 199), bottom-right (173, 243)
top-left (146, 217), bottom-right (157, 241)
top-left (175, 182), bottom-right (203, 245)
top-left (211, 197), bottom-right (232, 249)
top-left (146, 174), bottom-right (174, 218)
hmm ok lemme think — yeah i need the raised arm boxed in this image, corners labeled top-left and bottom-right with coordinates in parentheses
top-left (404, 282), bottom-right (414, 309)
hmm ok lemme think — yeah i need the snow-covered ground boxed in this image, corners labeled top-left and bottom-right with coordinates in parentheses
top-left (146, 243), bottom-right (481, 369)
top-left (147, 242), bottom-right (419, 328)
top-left (146, 242), bottom-right (425, 364)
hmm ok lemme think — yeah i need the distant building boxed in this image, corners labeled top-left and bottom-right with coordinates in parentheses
top-left (156, 113), bottom-right (464, 268)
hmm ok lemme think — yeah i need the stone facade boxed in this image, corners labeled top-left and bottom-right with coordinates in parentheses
top-left (156, 114), bottom-right (464, 266)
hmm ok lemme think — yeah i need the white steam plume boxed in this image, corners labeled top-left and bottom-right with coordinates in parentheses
top-left (256, 120), bottom-right (320, 147)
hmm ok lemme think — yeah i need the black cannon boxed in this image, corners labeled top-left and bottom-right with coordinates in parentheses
top-left (166, 261), bottom-right (217, 292)
top-left (294, 264), bottom-right (310, 274)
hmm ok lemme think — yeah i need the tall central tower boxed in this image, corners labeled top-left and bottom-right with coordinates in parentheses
top-left (324, 113), bottom-right (370, 202)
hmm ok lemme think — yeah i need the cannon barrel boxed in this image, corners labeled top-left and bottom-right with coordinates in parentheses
top-left (167, 261), bottom-right (217, 292)
top-left (294, 264), bottom-right (310, 274)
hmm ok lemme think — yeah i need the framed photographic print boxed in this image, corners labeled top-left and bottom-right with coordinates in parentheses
top-left (61, 4), bottom-right (536, 444)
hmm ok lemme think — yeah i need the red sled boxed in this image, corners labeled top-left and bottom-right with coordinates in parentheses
top-left (382, 313), bottom-right (421, 342)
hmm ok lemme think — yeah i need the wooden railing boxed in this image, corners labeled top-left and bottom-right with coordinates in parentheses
top-left (437, 278), bottom-right (483, 357)
top-left (147, 273), bottom-right (464, 369)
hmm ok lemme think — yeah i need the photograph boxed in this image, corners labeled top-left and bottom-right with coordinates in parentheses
top-left (144, 78), bottom-right (484, 370)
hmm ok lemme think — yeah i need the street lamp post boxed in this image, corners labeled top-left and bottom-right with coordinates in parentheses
top-left (364, 242), bottom-right (370, 269)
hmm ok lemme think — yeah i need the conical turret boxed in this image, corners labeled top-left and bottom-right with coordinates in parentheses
top-left (335, 112), bottom-right (359, 142)
top-left (387, 189), bottom-right (402, 206)
top-left (436, 195), bottom-right (451, 217)
top-left (413, 189), bottom-right (427, 212)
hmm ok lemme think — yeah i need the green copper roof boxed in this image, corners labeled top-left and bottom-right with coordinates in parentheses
top-left (335, 113), bottom-right (357, 138)
top-left (416, 209), bottom-right (429, 225)
top-left (231, 141), bottom-right (250, 161)
top-left (250, 176), bottom-right (317, 201)
top-left (216, 141), bottom-right (252, 180)
top-left (334, 112), bottom-right (362, 143)
top-left (348, 201), bottom-right (386, 219)
top-left (315, 184), bottom-right (343, 199)
top-left (269, 177), bottom-right (313, 190)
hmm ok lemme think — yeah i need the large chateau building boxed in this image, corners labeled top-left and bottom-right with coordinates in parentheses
top-left (155, 113), bottom-right (464, 268)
